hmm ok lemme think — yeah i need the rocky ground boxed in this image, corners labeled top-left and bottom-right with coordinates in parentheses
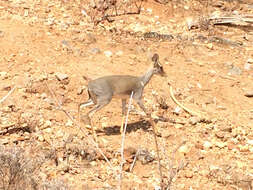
top-left (0, 0), bottom-right (253, 189)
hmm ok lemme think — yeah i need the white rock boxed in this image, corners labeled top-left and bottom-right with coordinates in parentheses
top-left (55, 72), bottom-right (68, 81)
top-left (66, 120), bottom-right (73, 127)
top-left (203, 141), bottom-right (212, 149)
top-left (215, 141), bottom-right (227, 148)
top-left (244, 63), bottom-right (251, 70)
top-left (173, 106), bottom-right (182, 114)
top-left (247, 139), bottom-right (253, 145)
top-left (104, 51), bottom-right (113, 57)
top-left (247, 58), bottom-right (253, 64)
top-left (44, 120), bottom-right (52, 128)
top-left (178, 145), bottom-right (190, 154)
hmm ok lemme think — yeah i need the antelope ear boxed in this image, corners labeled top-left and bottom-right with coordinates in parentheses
top-left (152, 53), bottom-right (159, 62)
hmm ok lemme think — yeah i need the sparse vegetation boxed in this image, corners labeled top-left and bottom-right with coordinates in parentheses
top-left (0, 0), bottom-right (252, 189)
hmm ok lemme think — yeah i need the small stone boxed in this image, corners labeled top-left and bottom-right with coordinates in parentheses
top-left (215, 141), bottom-right (227, 148)
top-left (0, 71), bottom-right (8, 79)
top-left (215, 131), bottom-right (225, 139)
top-left (228, 65), bottom-right (242, 76)
top-left (146, 8), bottom-right (152, 13)
top-left (66, 120), bottom-right (73, 127)
top-left (247, 58), bottom-right (253, 64)
top-left (55, 72), bottom-right (68, 81)
top-left (44, 128), bottom-right (52, 133)
top-left (137, 149), bottom-right (155, 164)
top-left (203, 141), bottom-right (212, 149)
top-left (175, 123), bottom-right (184, 129)
top-left (40, 93), bottom-right (47, 99)
top-left (189, 117), bottom-right (201, 125)
top-left (173, 106), bottom-right (182, 115)
top-left (37, 134), bottom-right (44, 142)
top-left (44, 120), bottom-right (52, 128)
top-left (244, 91), bottom-right (253, 98)
top-left (247, 139), bottom-right (253, 145)
top-left (239, 145), bottom-right (249, 152)
top-left (206, 43), bottom-right (213, 49)
top-left (178, 145), bottom-right (190, 154)
top-left (244, 63), bottom-right (251, 71)
top-left (185, 171), bottom-right (193, 178)
top-left (90, 47), bottom-right (101, 54)
top-left (104, 51), bottom-right (112, 57)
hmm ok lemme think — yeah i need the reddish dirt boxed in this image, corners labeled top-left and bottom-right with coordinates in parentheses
top-left (0, 0), bottom-right (253, 189)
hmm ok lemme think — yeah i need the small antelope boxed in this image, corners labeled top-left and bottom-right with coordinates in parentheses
top-left (78, 53), bottom-right (166, 139)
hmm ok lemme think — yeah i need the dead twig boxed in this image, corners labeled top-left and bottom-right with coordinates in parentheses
top-left (44, 81), bottom-right (74, 121)
top-left (149, 117), bottom-right (164, 189)
top-left (166, 141), bottom-right (188, 190)
top-left (187, 14), bottom-right (253, 30)
top-left (0, 86), bottom-right (16, 104)
top-left (118, 91), bottom-right (134, 190)
top-left (169, 85), bottom-right (203, 117)
top-left (129, 149), bottom-right (140, 172)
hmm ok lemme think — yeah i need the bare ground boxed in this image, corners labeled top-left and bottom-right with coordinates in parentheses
top-left (0, 0), bottom-right (253, 189)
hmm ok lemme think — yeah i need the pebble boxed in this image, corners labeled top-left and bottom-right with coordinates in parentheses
top-left (206, 43), bottom-right (213, 50)
top-left (104, 51), bottom-right (112, 57)
top-left (185, 171), bottom-right (193, 178)
top-left (247, 139), bottom-right (253, 145)
top-left (0, 71), bottom-right (8, 79)
top-left (175, 123), bottom-right (184, 129)
top-left (244, 63), bottom-right (251, 71)
top-left (44, 120), bottom-right (52, 128)
top-left (239, 144), bottom-right (249, 152)
top-left (173, 106), bottom-right (182, 115)
top-left (203, 141), bottom-right (212, 149)
top-left (90, 47), bottom-right (101, 54)
top-left (55, 72), bottom-right (68, 81)
top-left (247, 58), bottom-right (253, 64)
top-left (215, 141), bottom-right (227, 148)
top-left (228, 65), bottom-right (242, 76)
top-left (189, 116), bottom-right (201, 125)
top-left (37, 134), bottom-right (45, 142)
top-left (244, 91), bottom-right (253, 98)
top-left (66, 120), bottom-right (73, 127)
top-left (215, 131), bottom-right (225, 139)
top-left (178, 145), bottom-right (190, 154)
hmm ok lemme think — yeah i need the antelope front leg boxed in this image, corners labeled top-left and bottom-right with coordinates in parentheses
top-left (136, 99), bottom-right (151, 117)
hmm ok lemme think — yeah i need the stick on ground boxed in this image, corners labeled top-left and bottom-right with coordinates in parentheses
top-left (169, 85), bottom-right (202, 117)
top-left (0, 86), bottom-right (16, 104)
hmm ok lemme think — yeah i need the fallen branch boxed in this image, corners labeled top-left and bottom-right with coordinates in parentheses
top-left (169, 85), bottom-right (202, 117)
top-left (0, 86), bottom-right (16, 104)
top-left (187, 14), bottom-right (253, 30)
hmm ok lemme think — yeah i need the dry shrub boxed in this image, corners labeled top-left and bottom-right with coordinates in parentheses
top-left (0, 146), bottom-right (69, 190)
top-left (0, 146), bottom-right (41, 190)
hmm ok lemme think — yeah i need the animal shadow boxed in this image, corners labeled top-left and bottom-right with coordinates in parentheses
top-left (101, 119), bottom-right (152, 136)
